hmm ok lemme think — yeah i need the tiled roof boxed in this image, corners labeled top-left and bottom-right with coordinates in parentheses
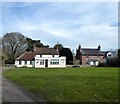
top-left (16, 52), bottom-right (35, 61)
top-left (100, 51), bottom-right (109, 56)
top-left (16, 48), bottom-right (59, 60)
top-left (81, 48), bottom-right (102, 56)
top-left (35, 48), bottom-right (59, 55)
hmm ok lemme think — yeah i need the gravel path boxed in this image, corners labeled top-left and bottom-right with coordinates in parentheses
top-left (2, 67), bottom-right (47, 103)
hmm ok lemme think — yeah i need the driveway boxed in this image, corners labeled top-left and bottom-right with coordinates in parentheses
top-left (2, 67), bottom-right (46, 103)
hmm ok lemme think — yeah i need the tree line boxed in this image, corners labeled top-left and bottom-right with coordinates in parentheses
top-left (1, 32), bottom-right (73, 65)
top-left (1, 32), bottom-right (120, 67)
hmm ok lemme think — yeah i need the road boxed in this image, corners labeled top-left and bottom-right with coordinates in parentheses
top-left (2, 67), bottom-right (46, 103)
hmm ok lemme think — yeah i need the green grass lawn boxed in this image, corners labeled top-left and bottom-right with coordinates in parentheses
top-left (3, 67), bottom-right (119, 102)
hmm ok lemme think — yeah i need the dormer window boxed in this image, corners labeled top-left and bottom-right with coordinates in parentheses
top-left (40, 55), bottom-right (42, 57)
top-left (107, 52), bottom-right (113, 58)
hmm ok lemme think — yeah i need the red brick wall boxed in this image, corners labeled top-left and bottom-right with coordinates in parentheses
top-left (99, 56), bottom-right (104, 63)
top-left (82, 56), bottom-right (86, 65)
top-left (89, 56), bottom-right (98, 60)
top-left (82, 55), bottom-right (104, 65)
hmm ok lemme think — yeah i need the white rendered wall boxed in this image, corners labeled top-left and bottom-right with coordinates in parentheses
top-left (42, 55), bottom-right (53, 58)
top-left (15, 61), bottom-right (34, 67)
top-left (48, 57), bottom-right (66, 68)
top-left (36, 55), bottom-right (59, 58)
top-left (35, 57), bottom-right (46, 68)
top-left (35, 55), bottom-right (66, 68)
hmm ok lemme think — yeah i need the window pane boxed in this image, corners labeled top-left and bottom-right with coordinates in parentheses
top-left (40, 60), bottom-right (44, 65)
top-left (19, 61), bottom-right (21, 65)
top-left (25, 61), bottom-right (27, 64)
top-left (30, 61), bottom-right (32, 65)
top-left (50, 59), bottom-right (59, 65)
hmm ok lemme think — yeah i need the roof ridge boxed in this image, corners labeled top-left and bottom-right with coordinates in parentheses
top-left (17, 52), bottom-right (26, 59)
top-left (24, 51), bottom-right (34, 53)
top-left (36, 47), bottom-right (56, 49)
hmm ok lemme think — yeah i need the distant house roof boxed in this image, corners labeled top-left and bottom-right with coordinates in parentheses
top-left (35, 48), bottom-right (59, 55)
top-left (16, 52), bottom-right (35, 61)
top-left (100, 51), bottom-right (118, 58)
top-left (100, 51), bottom-right (106, 55)
top-left (16, 48), bottom-right (59, 60)
top-left (81, 48), bottom-right (103, 56)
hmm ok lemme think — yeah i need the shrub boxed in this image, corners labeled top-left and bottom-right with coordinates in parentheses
top-left (98, 63), bottom-right (107, 67)
top-left (5, 59), bottom-right (15, 64)
top-left (106, 58), bottom-right (120, 67)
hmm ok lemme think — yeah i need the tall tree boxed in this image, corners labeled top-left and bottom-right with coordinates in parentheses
top-left (26, 38), bottom-right (49, 51)
top-left (117, 49), bottom-right (120, 67)
top-left (118, 49), bottom-right (120, 58)
top-left (53, 43), bottom-right (73, 64)
top-left (59, 48), bottom-right (73, 65)
top-left (2, 32), bottom-right (28, 63)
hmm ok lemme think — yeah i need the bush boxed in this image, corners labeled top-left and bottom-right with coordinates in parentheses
top-left (98, 63), bottom-right (107, 67)
top-left (106, 58), bottom-right (120, 67)
top-left (5, 59), bottom-right (15, 64)
top-left (59, 48), bottom-right (73, 65)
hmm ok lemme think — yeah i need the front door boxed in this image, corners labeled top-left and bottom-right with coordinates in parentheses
top-left (45, 59), bottom-right (48, 68)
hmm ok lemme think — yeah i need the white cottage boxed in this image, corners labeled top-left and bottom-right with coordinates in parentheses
top-left (15, 47), bottom-right (66, 68)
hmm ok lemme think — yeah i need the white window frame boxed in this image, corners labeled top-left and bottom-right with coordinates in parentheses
top-left (50, 59), bottom-right (59, 65)
top-left (40, 60), bottom-right (44, 65)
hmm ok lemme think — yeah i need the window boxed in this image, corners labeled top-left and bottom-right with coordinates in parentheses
top-left (40, 60), bottom-right (44, 65)
top-left (19, 61), bottom-right (21, 65)
top-left (36, 59), bottom-right (39, 64)
top-left (25, 60), bottom-right (27, 64)
top-left (30, 61), bottom-right (32, 65)
top-left (108, 54), bottom-right (111, 57)
top-left (40, 55), bottom-right (42, 57)
top-left (36, 59), bottom-right (44, 65)
top-left (52, 55), bottom-right (54, 57)
top-left (86, 58), bottom-right (89, 64)
top-left (50, 59), bottom-right (59, 65)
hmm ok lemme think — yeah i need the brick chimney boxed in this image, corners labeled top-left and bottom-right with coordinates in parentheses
top-left (56, 42), bottom-right (59, 54)
top-left (33, 44), bottom-right (36, 52)
top-left (78, 44), bottom-right (81, 50)
top-left (98, 45), bottom-right (101, 51)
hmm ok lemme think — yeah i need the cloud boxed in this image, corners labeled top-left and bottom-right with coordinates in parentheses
top-left (2, 2), bottom-right (118, 51)
top-left (1, 0), bottom-right (119, 2)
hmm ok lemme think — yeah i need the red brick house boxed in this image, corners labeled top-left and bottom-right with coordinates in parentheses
top-left (76, 45), bottom-right (104, 66)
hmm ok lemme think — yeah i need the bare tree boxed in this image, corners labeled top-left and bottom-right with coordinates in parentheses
top-left (2, 32), bottom-right (28, 62)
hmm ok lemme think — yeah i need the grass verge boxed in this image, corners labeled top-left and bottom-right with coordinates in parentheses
top-left (3, 67), bottom-right (119, 102)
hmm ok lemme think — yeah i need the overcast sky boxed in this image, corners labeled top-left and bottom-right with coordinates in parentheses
top-left (1, 2), bottom-right (118, 52)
